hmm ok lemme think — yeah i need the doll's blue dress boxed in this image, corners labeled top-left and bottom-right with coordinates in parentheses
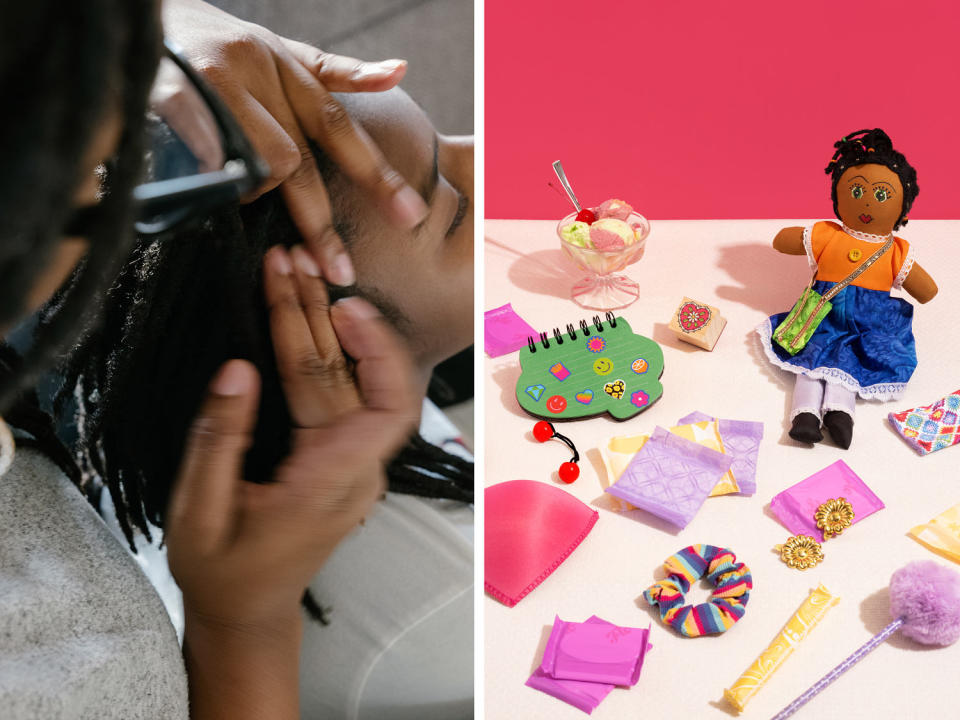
top-left (757, 221), bottom-right (918, 401)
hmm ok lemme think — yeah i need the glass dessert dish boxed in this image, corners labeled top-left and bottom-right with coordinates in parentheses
top-left (556, 210), bottom-right (650, 310)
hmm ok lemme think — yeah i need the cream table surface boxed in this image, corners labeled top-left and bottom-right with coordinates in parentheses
top-left (484, 219), bottom-right (960, 720)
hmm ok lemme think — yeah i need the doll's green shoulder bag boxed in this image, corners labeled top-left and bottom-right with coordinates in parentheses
top-left (773, 236), bottom-right (893, 355)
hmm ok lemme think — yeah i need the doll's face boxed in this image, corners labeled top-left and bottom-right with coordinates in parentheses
top-left (836, 164), bottom-right (903, 235)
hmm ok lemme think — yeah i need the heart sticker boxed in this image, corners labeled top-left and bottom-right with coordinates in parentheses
top-left (575, 389), bottom-right (594, 404)
top-left (678, 302), bottom-right (711, 333)
top-left (603, 380), bottom-right (626, 399)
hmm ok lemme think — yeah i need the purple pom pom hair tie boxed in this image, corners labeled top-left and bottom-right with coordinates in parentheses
top-left (771, 561), bottom-right (960, 719)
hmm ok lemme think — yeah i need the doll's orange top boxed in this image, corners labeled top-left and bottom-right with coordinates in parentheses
top-left (806, 221), bottom-right (915, 292)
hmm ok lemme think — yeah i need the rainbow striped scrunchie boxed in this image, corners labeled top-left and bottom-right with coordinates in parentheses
top-left (643, 544), bottom-right (752, 637)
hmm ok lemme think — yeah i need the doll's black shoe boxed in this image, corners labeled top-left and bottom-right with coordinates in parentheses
top-left (789, 412), bottom-right (823, 444)
top-left (823, 411), bottom-right (854, 449)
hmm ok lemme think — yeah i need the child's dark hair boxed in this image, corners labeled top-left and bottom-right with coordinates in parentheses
top-left (56, 182), bottom-right (473, 623)
top-left (0, 0), bottom-right (160, 411)
top-left (824, 128), bottom-right (918, 230)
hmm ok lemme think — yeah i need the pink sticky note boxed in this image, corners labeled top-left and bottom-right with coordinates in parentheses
top-left (484, 303), bottom-right (538, 357)
top-left (540, 616), bottom-right (651, 686)
top-left (770, 460), bottom-right (884, 542)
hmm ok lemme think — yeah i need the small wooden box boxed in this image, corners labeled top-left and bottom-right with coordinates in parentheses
top-left (669, 297), bottom-right (726, 351)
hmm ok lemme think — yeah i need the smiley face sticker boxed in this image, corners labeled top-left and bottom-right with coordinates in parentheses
top-left (546, 395), bottom-right (567, 413)
top-left (593, 357), bottom-right (614, 375)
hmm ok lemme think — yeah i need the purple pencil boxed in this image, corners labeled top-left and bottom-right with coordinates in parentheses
top-left (770, 561), bottom-right (960, 719)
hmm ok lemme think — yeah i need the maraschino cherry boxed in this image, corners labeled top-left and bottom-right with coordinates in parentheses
top-left (576, 208), bottom-right (597, 224)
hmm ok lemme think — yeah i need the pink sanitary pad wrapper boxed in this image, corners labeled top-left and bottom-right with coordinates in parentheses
top-left (540, 615), bottom-right (651, 686)
top-left (485, 480), bottom-right (599, 607)
top-left (770, 459), bottom-right (884, 542)
top-left (484, 303), bottom-right (538, 357)
top-left (676, 411), bottom-right (764, 495)
top-left (525, 616), bottom-right (617, 714)
top-left (606, 426), bottom-right (733, 529)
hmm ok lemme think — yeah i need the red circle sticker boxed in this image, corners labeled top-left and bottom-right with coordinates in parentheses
top-left (546, 395), bottom-right (567, 413)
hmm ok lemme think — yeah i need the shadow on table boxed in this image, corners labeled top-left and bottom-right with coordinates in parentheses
top-left (506, 248), bottom-right (583, 300)
top-left (489, 361), bottom-right (530, 420)
top-left (714, 242), bottom-right (809, 314)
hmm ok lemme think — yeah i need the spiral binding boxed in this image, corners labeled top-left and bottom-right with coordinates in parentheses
top-left (526, 312), bottom-right (618, 352)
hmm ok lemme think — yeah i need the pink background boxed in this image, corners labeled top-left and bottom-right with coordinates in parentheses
top-left (485, 1), bottom-right (960, 220)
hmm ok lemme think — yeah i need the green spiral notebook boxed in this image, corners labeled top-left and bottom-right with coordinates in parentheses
top-left (515, 313), bottom-right (664, 420)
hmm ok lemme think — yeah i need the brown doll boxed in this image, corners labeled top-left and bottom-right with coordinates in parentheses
top-left (757, 129), bottom-right (937, 448)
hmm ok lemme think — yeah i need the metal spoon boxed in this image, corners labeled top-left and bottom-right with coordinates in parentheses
top-left (552, 160), bottom-right (583, 213)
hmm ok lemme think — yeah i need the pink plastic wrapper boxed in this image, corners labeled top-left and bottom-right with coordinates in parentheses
top-left (525, 671), bottom-right (614, 715)
top-left (540, 615), bottom-right (651, 686)
top-left (484, 303), bottom-right (538, 357)
top-left (676, 411), bottom-right (764, 495)
top-left (770, 460), bottom-right (884, 542)
top-left (485, 480), bottom-right (599, 607)
top-left (526, 617), bottom-right (617, 714)
top-left (605, 426), bottom-right (733, 528)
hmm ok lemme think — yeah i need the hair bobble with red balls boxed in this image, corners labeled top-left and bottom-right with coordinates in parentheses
top-left (532, 421), bottom-right (580, 483)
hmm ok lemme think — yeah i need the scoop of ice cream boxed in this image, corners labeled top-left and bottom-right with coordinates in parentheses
top-left (596, 198), bottom-right (634, 221)
top-left (560, 220), bottom-right (592, 247)
top-left (589, 218), bottom-right (634, 250)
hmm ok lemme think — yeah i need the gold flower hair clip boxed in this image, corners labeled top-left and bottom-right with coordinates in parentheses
top-left (776, 535), bottom-right (824, 570)
top-left (776, 498), bottom-right (855, 571)
top-left (815, 497), bottom-right (855, 539)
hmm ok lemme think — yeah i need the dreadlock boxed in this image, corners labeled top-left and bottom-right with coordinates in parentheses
top-left (0, 0), bottom-right (161, 412)
top-left (825, 128), bottom-right (918, 231)
top-left (58, 169), bottom-right (474, 552)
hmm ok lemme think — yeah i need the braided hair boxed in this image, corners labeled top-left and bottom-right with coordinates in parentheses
top-left (57, 171), bottom-right (474, 553)
top-left (825, 128), bottom-right (918, 231)
top-left (0, 0), bottom-right (161, 412)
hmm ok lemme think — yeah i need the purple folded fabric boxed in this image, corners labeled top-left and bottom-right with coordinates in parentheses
top-left (526, 617), bottom-right (616, 714)
top-left (525, 670), bottom-right (614, 715)
top-left (484, 303), bottom-right (538, 357)
top-left (605, 426), bottom-right (733, 529)
top-left (770, 460), bottom-right (884, 542)
top-left (675, 412), bottom-right (764, 495)
top-left (527, 615), bottom-right (653, 714)
top-left (676, 411), bottom-right (713, 424)
top-left (540, 616), bottom-right (651, 686)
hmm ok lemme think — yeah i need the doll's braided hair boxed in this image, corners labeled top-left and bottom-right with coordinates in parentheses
top-left (825, 128), bottom-right (918, 231)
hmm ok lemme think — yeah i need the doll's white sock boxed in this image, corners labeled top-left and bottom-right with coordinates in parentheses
top-left (791, 374), bottom-right (824, 421)
top-left (822, 382), bottom-right (856, 418)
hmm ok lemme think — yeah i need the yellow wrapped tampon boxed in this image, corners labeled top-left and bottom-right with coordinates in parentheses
top-left (723, 584), bottom-right (839, 713)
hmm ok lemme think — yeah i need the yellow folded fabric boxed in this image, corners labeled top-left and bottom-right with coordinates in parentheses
top-left (909, 502), bottom-right (960, 565)
top-left (600, 421), bottom-right (739, 512)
